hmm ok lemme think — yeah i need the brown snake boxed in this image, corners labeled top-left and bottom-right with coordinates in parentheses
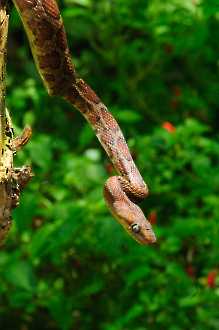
top-left (12, 0), bottom-right (156, 244)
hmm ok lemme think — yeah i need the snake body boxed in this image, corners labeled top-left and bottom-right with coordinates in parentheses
top-left (12, 0), bottom-right (156, 244)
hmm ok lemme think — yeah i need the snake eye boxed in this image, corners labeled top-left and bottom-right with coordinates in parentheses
top-left (131, 223), bottom-right (141, 233)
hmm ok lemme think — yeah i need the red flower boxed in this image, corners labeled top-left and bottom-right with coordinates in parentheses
top-left (172, 86), bottom-right (182, 97)
top-left (185, 265), bottom-right (195, 278)
top-left (163, 43), bottom-right (174, 54)
top-left (148, 211), bottom-right (157, 225)
top-left (105, 163), bottom-right (114, 174)
top-left (207, 271), bottom-right (217, 288)
top-left (162, 121), bottom-right (176, 133)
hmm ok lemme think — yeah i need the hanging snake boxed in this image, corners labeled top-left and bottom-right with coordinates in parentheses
top-left (11, 0), bottom-right (156, 245)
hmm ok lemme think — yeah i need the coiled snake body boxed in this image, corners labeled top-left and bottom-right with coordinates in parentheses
top-left (12, 0), bottom-right (156, 244)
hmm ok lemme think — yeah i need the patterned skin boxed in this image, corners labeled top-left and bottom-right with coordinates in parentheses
top-left (13, 0), bottom-right (156, 244)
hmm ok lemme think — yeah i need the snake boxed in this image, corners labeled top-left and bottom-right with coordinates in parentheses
top-left (11, 0), bottom-right (156, 245)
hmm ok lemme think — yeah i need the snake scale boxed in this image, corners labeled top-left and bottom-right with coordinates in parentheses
top-left (11, 0), bottom-right (156, 244)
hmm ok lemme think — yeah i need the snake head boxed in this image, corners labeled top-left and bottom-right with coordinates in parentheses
top-left (111, 199), bottom-right (156, 245)
top-left (129, 220), bottom-right (156, 245)
top-left (104, 177), bottom-right (156, 245)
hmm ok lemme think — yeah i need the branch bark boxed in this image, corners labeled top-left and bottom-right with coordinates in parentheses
top-left (0, 2), bottom-right (33, 243)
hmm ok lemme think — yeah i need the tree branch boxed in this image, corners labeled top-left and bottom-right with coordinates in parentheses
top-left (0, 2), bottom-right (33, 243)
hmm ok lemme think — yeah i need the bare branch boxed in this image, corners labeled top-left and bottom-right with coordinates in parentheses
top-left (0, 2), bottom-right (33, 243)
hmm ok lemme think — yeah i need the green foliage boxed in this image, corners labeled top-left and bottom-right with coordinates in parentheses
top-left (1, 0), bottom-right (219, 329)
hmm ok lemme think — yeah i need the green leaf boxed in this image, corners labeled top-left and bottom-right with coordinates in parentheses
top-left (5, 261), bottom-right (36, 292)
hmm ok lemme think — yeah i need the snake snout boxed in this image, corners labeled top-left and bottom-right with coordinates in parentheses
top-left (144, 223), bottom-right (156, 244)
top-left (130, 223), bottom-right (156, 245)
top-left (146, 229), bottom-right (156, 244)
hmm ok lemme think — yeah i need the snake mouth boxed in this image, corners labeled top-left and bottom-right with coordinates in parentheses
top-left (146, 234), bottom-right (157, 244)
top-left (145, 227), bottom-right (157, 244)
top-left (129, 222), bottom-right (156, 245)
top-left (137, 225), bottom-right (157, 245)
top-left (137, 233), bottom-right (157, 245)
top-left (128, 226), bottom-right (156, 245)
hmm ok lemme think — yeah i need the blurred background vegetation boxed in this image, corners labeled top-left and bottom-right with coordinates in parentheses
top-left (1, 0), bottom-right (219, 329)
